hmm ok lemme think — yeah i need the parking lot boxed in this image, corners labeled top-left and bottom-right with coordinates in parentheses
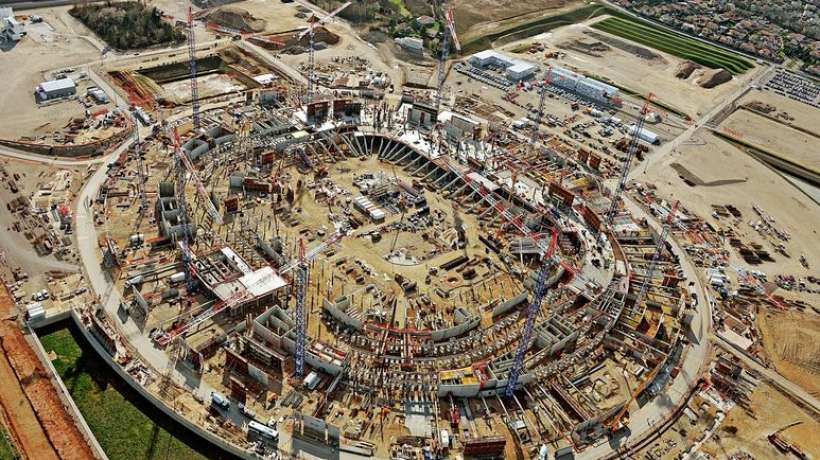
top-left (764, 69), bottom-right (820, 108)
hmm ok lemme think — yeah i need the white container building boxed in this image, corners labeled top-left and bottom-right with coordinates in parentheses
top-left (628, 125), bottom-right (660, 144)
top-left (468, 50), bottom-right (537, 81)
top-left (35, 78), bottom-right (76, 102)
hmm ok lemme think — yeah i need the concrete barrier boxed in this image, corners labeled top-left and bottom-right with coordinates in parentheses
top-left (64, 310), bottom-right (255, 459)
top-left (27, 323), bottom-right (109, 460)
top-left (0, 124), bottom-right (134, 158)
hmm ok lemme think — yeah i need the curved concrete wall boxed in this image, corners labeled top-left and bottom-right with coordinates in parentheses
top-left (64, 310), bottom-right (255, 459)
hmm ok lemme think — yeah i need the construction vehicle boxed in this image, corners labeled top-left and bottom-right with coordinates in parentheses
top-left (768, 422), bottom-right (807, 460)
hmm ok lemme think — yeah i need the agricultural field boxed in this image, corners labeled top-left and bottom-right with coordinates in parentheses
top-left (592, 16), bottom-right (754, 74)
top-left (38, 326), bottom-right (213, 460)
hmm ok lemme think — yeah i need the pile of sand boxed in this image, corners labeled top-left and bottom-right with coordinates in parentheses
top-left (674, 60), bottom-right (699, 79)
top-left (698, 68), bottom-right (732, 88)
top-left (207, 6), bottom-right (266, 33)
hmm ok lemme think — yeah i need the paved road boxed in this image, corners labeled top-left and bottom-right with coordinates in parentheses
top-left (0, 146), bottom-right (109, 166)
top-left (714, 333), bottom-right (820, 416)
top-left (631, 65), bottom-right (775, 179)
top-left (239, 41), bottom-right (308, 86)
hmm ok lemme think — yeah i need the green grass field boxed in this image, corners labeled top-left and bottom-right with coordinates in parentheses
top-left (0, 427), bottom-right (17, 460)
top-left (38, 325), bottom-right (221, 460)
top-left (592, 17), bottom-right (753, 74)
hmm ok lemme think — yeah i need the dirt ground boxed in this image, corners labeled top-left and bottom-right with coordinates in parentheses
top-left (721, 109), bottom-right (820, 174)
top-left (0, 159), bottom-right (84, 275)
top-left (700, 382), bottom-right (820, 459)
top-left (0, 8), bottom-right (103, 140)
top-left (738, 89), bottom-right (820, 136)
top-left (641, 128), bottom-right (820, 275)
top-left (277, 20), bottom-right (405, 94)
top-left (220, 0), bottom-right (309, 33)
top-left (0, 336), bottom-right (59, 460)
top-left (0, 284), bottom-right (94, 460)
top-left (757, 309), bottom-right (820, 397)
top-left (497, 16), bottom-right (761, 119)
top-left (454, 0), bottom-right (583, 42)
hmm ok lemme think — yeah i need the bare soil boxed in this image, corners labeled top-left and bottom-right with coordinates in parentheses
top-left (700, 382), bottom-right (820, 459)
top-left (757, 309), bottom-right (820, 398)
top-left (737, 89), bottom-right (820, 137)
top-left (642, 128), bottom-right (820, 275)
top-left (497, 16), bottom-right (760, 119)
top-left (0, 8), bottom-right (101, 140)
top-left (721, 109), bottom-right (820, 174)
top-left (454, 0), bottom-right (581, 41)
top-left (0, 284), bottom-right (95, 460)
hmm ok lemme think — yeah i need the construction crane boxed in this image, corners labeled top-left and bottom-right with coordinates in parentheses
top-left (172, 129), bottom-right (223, 225)
top-left (130, 119), bottom-right (148, 215)
top-left (603, 94), bottom-right (654, 230)
top-left (634, 200), bottom-right (678, 314)
top-left (153, 231), bottom-right (343, 347)
top-left (434, 5), bottom-right (459, 110)
top-left (455, 168), bottom-right (585, 284)
top-left (606, 358), bottom-right (663, 432)
top-left (445, 7), bottom-right (461, 54)
top-left (186, 6), bottom-right (201, 131)
top-left (529, 67), bottom-right (552, 150)
top-left (505, 229), bottom-right (558, 397)
top-left (294, 239), bottom-right (308, 377)
top-left (171, 128), bottom-right (196, 292)
top-left (297, 1), bottom-right (352, 102)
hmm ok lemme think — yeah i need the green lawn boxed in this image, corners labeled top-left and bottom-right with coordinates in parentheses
top-left (38, 325), bottom-right (224, 460)
top-left (592, 17), bottom-right (753, 74)
top-left (0, 426), bottom-right (17, 460)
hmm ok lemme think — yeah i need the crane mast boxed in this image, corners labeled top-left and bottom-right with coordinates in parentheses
top-left (297, 2), bottom-right (351, 103)
top-left (435, 5), bottom-right (460, 111)
top-left (529, 67), bottom-right (553, 150)
top-left (187, 6), bottom-right (201, 131)
top-left (635, 200), bottom-right (678, 314)
top-left (171, 129), bottom-right (196, 293)
top-left (505, 230), bottom-right (558, 397)
top-left (604, 95), bottom-right (654, 229)
top-left (294, 239), bottom-right (308, 377)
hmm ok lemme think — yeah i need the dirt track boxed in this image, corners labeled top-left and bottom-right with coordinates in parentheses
top-left (0, 284), bottom-right (96, 460)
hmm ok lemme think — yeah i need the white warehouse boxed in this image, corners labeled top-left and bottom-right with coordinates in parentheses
top-left (468, 50), bottom-right (537, 81)
top-left (35, 78), bottom-right (76, 102)
top-left (548, 66), bottom-right (620, 104)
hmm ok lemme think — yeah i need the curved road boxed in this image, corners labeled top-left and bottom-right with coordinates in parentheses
top-left (578, 194), bottom-right (711, 459)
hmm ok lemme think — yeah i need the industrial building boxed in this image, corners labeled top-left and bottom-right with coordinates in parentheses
top-left (394, 36), bottom-right (424, 53)
top-left (34, 78), bottom-right (76, 102)
top-left (628, 124), bottom-right (660, 144)
top-left (468, 50), bottom-right (537, 81)
top-left (549, 66), bottom-right (620, 104)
